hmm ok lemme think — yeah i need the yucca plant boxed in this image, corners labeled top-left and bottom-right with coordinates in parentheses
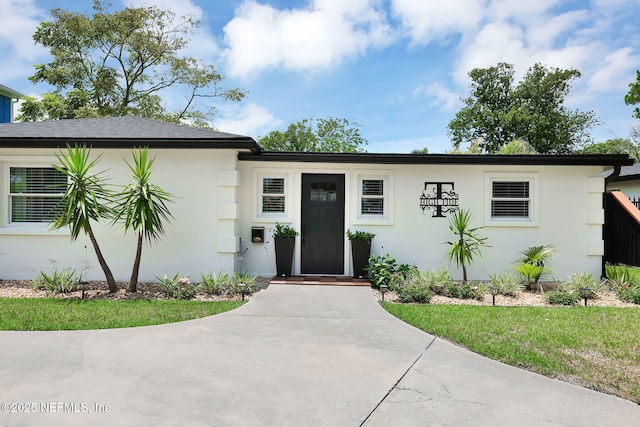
top-left (50, 144), bottom-right (118, 293)
top-left (445, 209), bottom-right (488, 282)
top-left (113, 148), bottom-right (174, 292)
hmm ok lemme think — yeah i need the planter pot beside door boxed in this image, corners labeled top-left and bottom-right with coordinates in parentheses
top-left (275, 237), bottom-right (295, 277)
top-left (351, 239), bottom-right (372, 279)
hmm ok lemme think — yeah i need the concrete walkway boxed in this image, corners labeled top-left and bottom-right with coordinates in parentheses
top-left (0, 285), bottom-right (638, 426)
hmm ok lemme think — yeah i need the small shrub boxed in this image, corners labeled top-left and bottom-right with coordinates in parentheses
top-left (515, 245), bottom-right (555, 292)
top-left (199, 270), bottom-right (232, 295)
top-left (545, 290), bottom-right (579, 306)
top-left (366, 254), bottom-right (415, 289)
top-left (560, 272), bottom-right (605, 298)
top-left (470, 281), bottom-right (488, 300)
top-left (489, 272), bottom-right (522, 296)
top-left (397, 284), bottom-right (432, 303)
top-left (228, 272), bottom-right (258, 295)
top-left (618, 286), bottom-right (640, 304)
top-left (29, 260), bottom-right (87, 296)
top-left (158, 274), bottom-right (196, 300)
top-left (443, 282), bottom-right (475, 299)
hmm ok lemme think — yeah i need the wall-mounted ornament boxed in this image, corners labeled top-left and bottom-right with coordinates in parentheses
top-left (420, 182), bottom-right (459, 217)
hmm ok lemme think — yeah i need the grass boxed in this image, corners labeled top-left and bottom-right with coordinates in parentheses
top-left (382, 303), bottom-right (640, 404)
top-left (0, 298), bottom-right (245, 331)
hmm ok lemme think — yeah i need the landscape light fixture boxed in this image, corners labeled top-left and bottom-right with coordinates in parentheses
top-left (80, 281), bottom-right (88, 300)
top-left (380, 284), bottom-right (389, 302)
top-left (239, 283), bottom-right (247, 301)
top-left (579, 287), bottom-right (592, 306)
top-left (490, 286), bottom-right (499, 306)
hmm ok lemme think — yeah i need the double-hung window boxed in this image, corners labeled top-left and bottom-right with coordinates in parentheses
top-left (255, 171), bottom-right (290, 221)
top-left (355, 173), bottom-right (393, 224)
top-left (361, 179), bottom-right (384, 216)
top-left (485, 173), bottom-right (538, 226)
top-left (9, 166), bottom-right (67, 223)
top-left (261, 177), bottom-right (285, 215)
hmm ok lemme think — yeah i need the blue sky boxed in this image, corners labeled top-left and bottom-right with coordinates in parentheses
top-left (1, 0), bottom-right (639, 153)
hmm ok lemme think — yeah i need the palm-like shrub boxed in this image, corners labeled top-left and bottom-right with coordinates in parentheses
top-left (445, 209), bottom-right (488, 282)
top-left (515, 245), bottom-right (555, 292)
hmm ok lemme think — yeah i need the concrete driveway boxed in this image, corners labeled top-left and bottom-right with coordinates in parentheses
top-left (0, 284), bottom-right (638, 426)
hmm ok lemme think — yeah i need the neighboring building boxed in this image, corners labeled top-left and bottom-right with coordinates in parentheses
top-left (606, 163), bottom-right (640, 201)
top-left (0, 84), bottom-right (23, 124)
top-left (0, 116), bottom-right (632, 282)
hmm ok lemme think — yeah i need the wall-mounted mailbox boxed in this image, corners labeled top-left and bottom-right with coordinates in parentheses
top-left (251, 227), bottom-right (265, 243)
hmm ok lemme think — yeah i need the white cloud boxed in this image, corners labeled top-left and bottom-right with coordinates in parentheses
top-left (222, 0), bottom-right (393, 80)
top-left (212, 102), bottom-right (282, 137)
top-left (414, 82), bottom-right (460, 111)
top-left (0, 0), bottom-right (48, 62)
top-left (391, 0), bottom-right (484, 44)
top-left (588, 48), bottom-right (640, 93)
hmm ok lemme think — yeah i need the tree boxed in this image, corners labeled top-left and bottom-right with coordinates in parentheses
top-left (625, 70), bottom-right (640, 119)
top-left (497, 139), bottom-right (537, 154)
top-left (579, 138), bottom-right (640, 161)
top-left (445, 209), bottom-right (488, 283)
top-left (259, 117), bottom-right (367, 152)
top-left (51, 145), bottom-right (118, 293)
top-left (16, 0), bottom-right (245, 124)
top-left (448, 63), bottom-right (599, 154)
top-left (411, 147), bottom-right (429, 154)
top-left (113, 148), bottom-right (174, 292)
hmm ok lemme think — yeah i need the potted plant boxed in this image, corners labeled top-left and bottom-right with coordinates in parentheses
top-left (347, 229), bottom-right (375, 279)
top-left (272, 223), bottom-right (299, 277)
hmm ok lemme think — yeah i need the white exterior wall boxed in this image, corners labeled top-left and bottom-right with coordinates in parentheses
top-left (0, 148), bottom-right (240, 282)
top-left (238, 161), bottom-right (606, 280)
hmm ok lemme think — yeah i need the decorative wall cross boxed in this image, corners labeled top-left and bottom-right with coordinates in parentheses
top-left (420, 182), bottom-right (459, 217)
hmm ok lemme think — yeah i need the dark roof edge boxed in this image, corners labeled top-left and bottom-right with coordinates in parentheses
top-left (0, 138), bottom-right (262, 153)
top-left (238, 152), bottom-right (634, 166)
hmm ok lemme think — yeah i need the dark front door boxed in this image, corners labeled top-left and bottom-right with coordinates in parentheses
top-left (301, 174), bottom-right (345, 274)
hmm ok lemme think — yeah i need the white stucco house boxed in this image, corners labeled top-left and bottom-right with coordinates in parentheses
top-left (0, 116), bottom-right (633, 282)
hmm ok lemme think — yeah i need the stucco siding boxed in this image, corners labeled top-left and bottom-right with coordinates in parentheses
top-left (238, 161), bottom-right (605, 280)
top-left (0, 148), bottom-right (239, 282)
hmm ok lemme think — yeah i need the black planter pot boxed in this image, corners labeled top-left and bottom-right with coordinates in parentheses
top-left (275, 237), bottom-right (295, 277)
top-left (350, 239), bottom-right (372, 279)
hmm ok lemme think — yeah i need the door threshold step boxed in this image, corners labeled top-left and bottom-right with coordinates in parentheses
top-left (269, 276), bottom-right (370, 286)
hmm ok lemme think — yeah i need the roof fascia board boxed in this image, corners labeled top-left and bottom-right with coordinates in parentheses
top-left (237, 152), bottom-right (633, 166)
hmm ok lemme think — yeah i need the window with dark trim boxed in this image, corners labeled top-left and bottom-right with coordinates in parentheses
top-left (9, 167), bottom-right (66, 223)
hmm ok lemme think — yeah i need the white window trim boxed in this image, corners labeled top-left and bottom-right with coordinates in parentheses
top-left (484, 172), bottom-right (539, 227)
top-left (0, 159), bottom-right (70, 235)
top-left (252, 169), bottom-right (293, 222)
top-left (352, 172), bottom-right (393, 225)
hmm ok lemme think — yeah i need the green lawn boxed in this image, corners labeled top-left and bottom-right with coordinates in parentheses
top-left (382, 303), bottom-right (640, 404)
top-left (0, 298), bottom-right (245, 330)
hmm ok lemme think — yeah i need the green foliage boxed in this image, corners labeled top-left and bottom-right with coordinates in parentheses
top-left (448, 62), bottom-right (599, 153)
top-left (618, 286), bottom-right (640, 304)
top-left (515, 245), bottom-right (556, 291)
top-left (579, 138), bottom-right (640, 161)
top-left (625, 70), bottom-right (640, 119)
top-left (258, 117), bottom-right (367, 152)
top-left (17, 1), bottom-right (244, 123)
top-left (605, 264), bottom-right (640, 290)
top-left (443, 282), bottom-right (476, 300)
top-left (29, 260), bottom-right (88, 296)
top-left (545, 290), bottom-right (579, 306)
top-left (50, 144), bottom-right (117, 293)
top-left (113, 148), bottom-right (174, 292)
top-left (393, 268), bottom-right (453, 303)
top-left (496, 139), bottom-right (537, 154)
top-left (346, 229), bottom-right (375, 241)
top-left (411, 147), bottom-right (429, 154)
top-left (0, 299), bottom-right (245, 331)
top-left (366, 254), bottom-right (415, 289)
top-left (198, 271), bottom-right (257, 296)
top-left (445, 209), bottom-right (488, 282)
top-left (272, 223), bottom-right (298, 239)
top-left (157, 274), bottom-right (196, 300)
top-left (397, 283), bottom-right (432, 304)
top-left (381, 304), bottom-right (640, 403)
top-left (489, 272), bottom-right (523, 296)
top-left (560, 272), bottom-right (606, 297)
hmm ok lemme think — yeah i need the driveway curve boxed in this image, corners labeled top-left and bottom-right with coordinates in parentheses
top-left (0, 284), bottom-right (638, 426)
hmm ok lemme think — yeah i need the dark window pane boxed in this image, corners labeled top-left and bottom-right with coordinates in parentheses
top-left (10, 167), bottom-right (67, 194)
top-left (362, 198), bottom-right (384, 215)
top-left (491, 200), bottom-right (529, 218)
top-left (362, 180), bottom-right (383, 196)
top-left (263, 178), bottom-right (284, 194)
top-left (263, 196), bottom-right (285, 213)
top-left (11, 196), bottom-right (62, 223)
top-left (492, 181), bottom-right (529, 198)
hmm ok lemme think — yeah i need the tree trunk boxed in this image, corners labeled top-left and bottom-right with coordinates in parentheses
top-left (462, 264), bottom-right (468, 283)
top-left (87, 223), bottom-right (118, 293)
top-left (128, 233), bottom-right (143, 293)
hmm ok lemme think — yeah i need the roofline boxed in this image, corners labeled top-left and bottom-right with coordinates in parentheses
top-left (238, 152), bottom-right (634, 166)
top-left (0, 84), bottom-right (24, 99)
top-left (0, 137), bottom-right (262, 153)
